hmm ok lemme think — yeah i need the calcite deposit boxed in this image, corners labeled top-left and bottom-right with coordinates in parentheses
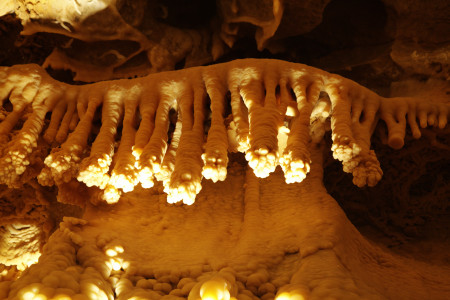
top-left (0, 58), bottom-right (448, 299)
top-left (0, 0), bottom-right (449, 300)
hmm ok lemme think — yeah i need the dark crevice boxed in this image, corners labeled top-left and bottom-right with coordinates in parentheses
top-left (203, 95), bottom-right (212, 135)
top-left (167, 108), bottom-right (178, 145)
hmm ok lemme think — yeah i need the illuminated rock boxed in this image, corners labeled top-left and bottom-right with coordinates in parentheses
top-left (0, 59), bottom-right (449, 299)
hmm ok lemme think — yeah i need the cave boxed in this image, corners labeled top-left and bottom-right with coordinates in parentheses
top-left (0, 0), bottom-right (449, 299)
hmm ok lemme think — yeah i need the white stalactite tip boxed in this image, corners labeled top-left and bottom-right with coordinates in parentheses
top-left (245, 147), bottom-right (278, 178)
top-left (331, 135), bottom-right (359, 161)
top-left (279, 152), bottom-right (311, 184)
top-left (77, 154), bottom-right (112, 189)
top-left (201, 151), bottom-right (228, 182)
top-left (108, 168), bottom-right (138, 193)
top-left (137, 166), bottom-right (155, 189)
top-left (102, 185), bottom-right (121, 204)
top-left (0, 60), bottom-right (447, 206)
top-left (41, 149), bottom-right (82, 184)
top-left (166, 172), bottom-right (202, 205)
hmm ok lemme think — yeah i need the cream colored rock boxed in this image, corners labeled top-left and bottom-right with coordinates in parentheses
top-left (0, 59), bottom-right (449, 299)
top-left (0, 224), bottom-right (43, 270)
top-left (0, 59), bottom-right (447, 202)
top-left (1, 0), bottom-right (218, 81)
top-left (0, 0), bottom-right (337, 83)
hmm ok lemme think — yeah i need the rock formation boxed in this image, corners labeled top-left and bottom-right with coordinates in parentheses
top-left (0, 0), bottom-right (449, 299)
top-left (0, 59), bottom-right (448, 299)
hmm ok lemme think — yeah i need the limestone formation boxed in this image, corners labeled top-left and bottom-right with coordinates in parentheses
top-left (0, 0), bottom-right (449, 299)
top-left (0, 59), bottom-right (448, 299)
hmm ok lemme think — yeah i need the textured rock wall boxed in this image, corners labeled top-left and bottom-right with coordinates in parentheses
top-left (0, 0), bottom-right (449, 299)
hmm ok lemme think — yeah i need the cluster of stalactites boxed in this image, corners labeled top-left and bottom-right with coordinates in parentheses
top-left (0, 59), bottom-right (448, 205)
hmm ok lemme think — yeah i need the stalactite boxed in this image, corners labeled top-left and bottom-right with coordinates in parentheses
top-left (106, 85), bottom-right (142, 202)
top-left (157, 116), bottom-right (182, 195)
top-left (38, 92), bottom-right (101, 188)
top-left (0, 83), bottom-right (61, 187)
top-left (0, 59), bottom-right (447, 206)
top-left (279, 73), bottom-right (317, 184)
top-left (77, 86), bottom-right (125, 190)
top-left (243, 68), bottom-right (281, 178)
top-left (136, 82), bottom-right (175, 190)
top-left (167, 74), bottom-right (207, 205)
top-left (202, 69), bottom-right (229, 183)
top-left (228, 68), bottom-right (252, 153)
